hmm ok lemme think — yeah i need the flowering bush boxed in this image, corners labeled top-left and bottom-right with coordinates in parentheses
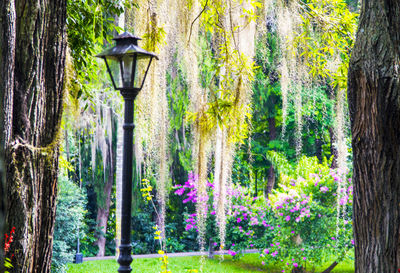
top-left (257, 156), bottom-right (353, 272)
top-left (174, 156), bottom-right (353, 273)
top-left (224, 185), bottom-right (272, 258)
top-left (174, 172), bottom-right (217, 239)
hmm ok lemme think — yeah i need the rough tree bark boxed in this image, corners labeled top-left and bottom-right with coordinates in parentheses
top-left (347, 0), bottom-right (400, 272)
top-left (0, 0), bottom-right (67, 272)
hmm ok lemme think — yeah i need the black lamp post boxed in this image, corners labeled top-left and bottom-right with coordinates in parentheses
top-left (96, 31), bottom-right (157, 273)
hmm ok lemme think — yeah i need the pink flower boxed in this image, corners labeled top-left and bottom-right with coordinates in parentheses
top-left (293, 263), bottom-right (298, 267)
top-left (185, 224), bottom-right (193, 231)
top-left (174, 187), bottom-right (185, 196)
top-left (320, 186), bottom-right (329, 193)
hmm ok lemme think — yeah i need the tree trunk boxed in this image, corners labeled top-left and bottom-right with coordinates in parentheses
top-left (0, 0), bottom-right (8, 261)
top-left (0, 63), bottom-right (5, 273)
top-left (291, 266), bottom-right (304, 273)
top-left (328, 127), bottom-right (338, 168)
top-left (266, 117), bottom-right (276, 198)
top-left (315, 133), bottom-right (322, 162)
top-left (254, 169), bottom-right (258, 197)
top-left (0, 157), bottom-right (4, 273)
top-left (266, 165), bottom-right (275, 197)
top-left (95, 110), bottom-right (116, 257)
top-left (0, 0), bottom-right (66, 272)
top-left (321, 261), bottom-right (338, 273)
top-left (95, 159), bottom-right (114, 257)
top-left (348, 0), bottom-right (400, 272)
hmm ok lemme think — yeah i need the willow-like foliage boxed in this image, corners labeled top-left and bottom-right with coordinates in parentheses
top-left (126, 1), bottom-right (257, 258)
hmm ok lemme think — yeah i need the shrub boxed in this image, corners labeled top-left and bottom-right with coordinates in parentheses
top-left (52, 174), bottom-right (86, 272)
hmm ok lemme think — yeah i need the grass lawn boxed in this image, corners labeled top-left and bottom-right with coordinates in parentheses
top-left (67, 254), bottom-right (355, 273)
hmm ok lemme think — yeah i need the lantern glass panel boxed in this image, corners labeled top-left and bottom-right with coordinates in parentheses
top-left (104, 56), bottom-right (121, 89)
top-left (135, 55), bottom-right (152, 89)
top-left (121, 54), bottom-right (134, 88)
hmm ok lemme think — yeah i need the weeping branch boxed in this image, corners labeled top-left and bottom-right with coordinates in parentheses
top-left (187, 0), bottom-right (208, 45)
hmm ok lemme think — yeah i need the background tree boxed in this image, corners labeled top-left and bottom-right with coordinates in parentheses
top-left (0, 0), bottom-right (67, 272)
top-left (348, 0), bottom-right (400, 272)
top-left (0, 1), bottom-right (7, 264)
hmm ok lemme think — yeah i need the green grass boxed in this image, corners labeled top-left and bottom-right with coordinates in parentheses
top-left (67, 254), bottom-right (355, 273)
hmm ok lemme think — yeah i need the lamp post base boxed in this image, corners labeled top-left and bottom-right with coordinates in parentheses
top-left (117, 243), bottom-right (133, 273)
top-left (74, 253), bottom-right (83, 264)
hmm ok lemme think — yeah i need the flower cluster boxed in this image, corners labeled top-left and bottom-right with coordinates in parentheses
top-left (140, 179), bottom-right (154, 201)
top-left (157, 249), bottom-right (171, 273)
top-left (174, 172), bottom-right (215, 232)
top-left (174, 172), bottom-right (198, 204)
top-left (4, 227), bottom-right (15, 253)
top-left (4, 227), bottom-right (16, 272)
top-left (271, 191), bottom-right (311, 223)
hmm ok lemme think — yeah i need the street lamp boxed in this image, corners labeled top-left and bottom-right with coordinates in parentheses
top-left (96, 31), bottom-right (158, 273)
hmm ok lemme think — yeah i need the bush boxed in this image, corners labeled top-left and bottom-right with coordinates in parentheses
top-left (52, 174), bottom-right (86, 272)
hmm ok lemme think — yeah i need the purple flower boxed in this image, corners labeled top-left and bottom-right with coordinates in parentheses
top-left (293, 263), bottom-right (298, 267)
top-left (237, 218), bottom-right (242, 223)
top-left (174, 187), bottom-right (185, 196)
top-left (285, 215), bottom-right (291, 222)
top-left (339, 196), bottom-right (348, 206)
top-left (185, 224), bottom-right (193, 231)
top-left (320, 186), bottom-right (329, 193)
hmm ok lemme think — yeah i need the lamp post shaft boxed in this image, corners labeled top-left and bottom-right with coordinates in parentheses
top-left (117, 96), bottom-right (135, 273)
